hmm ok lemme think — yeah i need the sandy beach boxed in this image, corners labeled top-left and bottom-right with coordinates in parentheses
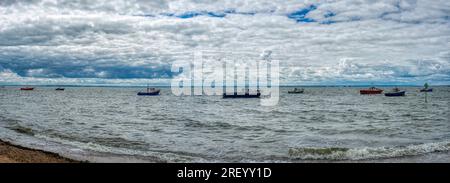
top-left (0, 139), bottom-right (79, 163)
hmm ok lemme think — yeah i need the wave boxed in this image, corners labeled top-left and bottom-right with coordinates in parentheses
top-left (0, 116), bottom-right (36, 136)
top-left (288, 141), bottom-right (450, 160)
top-left (39, 129), bottom-right (152, 151)
top-left (6, 125), bottom-right (35, 136)
top-left (183, 118), bottom-right (271, 132)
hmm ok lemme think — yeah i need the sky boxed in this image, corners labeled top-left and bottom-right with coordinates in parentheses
top-left (0, 0), bottom-right (449, 86)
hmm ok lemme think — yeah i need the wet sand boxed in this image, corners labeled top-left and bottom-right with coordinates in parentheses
top-left (0, 139), bottom-right (80, 163)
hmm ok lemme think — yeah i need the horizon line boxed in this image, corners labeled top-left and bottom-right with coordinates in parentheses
top-left (1, 84), bottom-right (448, 87)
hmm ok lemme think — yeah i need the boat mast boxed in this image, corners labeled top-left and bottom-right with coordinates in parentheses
top-left (424, 83), bottom-right (428, 103)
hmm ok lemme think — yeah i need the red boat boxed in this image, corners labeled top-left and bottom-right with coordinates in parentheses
top-left (20, 87), bottom-right (34, 90)
top-left (360, 87), bottom-right (383, 95)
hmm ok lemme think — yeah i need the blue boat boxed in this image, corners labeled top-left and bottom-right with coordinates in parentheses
top-left (419, 88), bottom-right (432, 92)
top-left (384, 88), bottom-right (405, 97)
top-left (288, 88), bottom-right (304, 94)
top-left (223, 92), bottom-right (261, 98)
top-left (223, 89), bottom-right (261, 98)
top-left (137, 86), bottom-right (160, 96)
top-left (385, 91), bottom-right (405, 97)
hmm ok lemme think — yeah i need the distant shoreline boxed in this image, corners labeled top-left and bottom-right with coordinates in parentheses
top-left (0, 139), bottom-right (81, 163)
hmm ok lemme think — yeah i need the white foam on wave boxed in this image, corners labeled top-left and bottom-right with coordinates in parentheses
top-left (33, 134), bottom-right (213, 163)
top-left (288, 141), bottom-right (450, 160)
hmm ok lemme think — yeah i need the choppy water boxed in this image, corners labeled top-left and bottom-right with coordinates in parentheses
top-left (0, 86), bottom-right (449, 162)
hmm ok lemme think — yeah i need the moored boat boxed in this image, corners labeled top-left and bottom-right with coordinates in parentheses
top-left (20, 87), bottom-right (34, 91)
top-left (420, 83), bottom-right (432, 92)
top-left (360, 87), bottom-right (383, 95)
top-left (419, 88), bottom-right (432, 92)
top-left (223, 92), bottom-right (261, 98)
top-left (137, 86), bottom-right (160, 96)
top-left (288, 88), bottom-right (304, 94)
top-left (385, 88), bottom-right (405, 97)
top-left (55, 88), bottom-right (65, 91)
top-left (223, 89), bottom-right (261, 98)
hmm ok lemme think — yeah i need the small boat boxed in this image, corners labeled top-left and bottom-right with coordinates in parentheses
top-left (137, 86), bottom-right (160, 96)
top-left (20, 87), bottom-right (34, 91)
top-left (385, 88), bottom-right (405, 97)
top-left (419, 88), bottom-right (432, 92)
top-left (420, 83), bottom-right (432, 92)
top-left (223, 92), bottom-right (261, 98)
top-left (288, 88), bottom-right (304, 94)
top-left (360, 87), bottom-right (383, 95)
top-left (223, 89), bottom-right (261, 98)
top-left (55, 88), bottom-right (65, 91)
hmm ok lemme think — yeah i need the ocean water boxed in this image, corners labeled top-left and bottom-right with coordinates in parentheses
top-left (0, 86), bottom-right (449, 162)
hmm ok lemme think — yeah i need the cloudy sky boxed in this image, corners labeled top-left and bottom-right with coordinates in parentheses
top-left (0, 0), bottom-right (449, 86)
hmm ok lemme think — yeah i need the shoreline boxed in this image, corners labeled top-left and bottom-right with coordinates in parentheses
top-left (1, 138), bottom-right (448, 163)
top-left (0, 139), bottom-right (81, 163)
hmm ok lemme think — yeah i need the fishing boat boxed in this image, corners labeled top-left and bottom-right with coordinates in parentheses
top-left (137, 86), bottom-right (160, 96)
top-left (420, 82), bottom-right (432, 92)
top-left (288, 88), bottom-right (304, 94)
top-left (20, 87), bottom-right (34, 91)
top-left (419, 88), bottom-right (432, 92)
top-left (55, 88), bottom-right (65, 91)
top-left (384, 88), bottom-right (405, 97)
top-left (223, 89), bottom-right (261, 98)
top-left (360, 87), bottom-right (383, 95)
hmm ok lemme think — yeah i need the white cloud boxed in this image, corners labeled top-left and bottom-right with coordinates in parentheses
top-left (0, 0), bottom-right (449, 85)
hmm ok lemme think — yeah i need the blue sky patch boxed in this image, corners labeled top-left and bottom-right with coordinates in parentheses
top-left (287, 5), bottom-right (317, 23)
top-left (207, 12), bottom-right (226, 18)
top-left (176, 11), bottom-right (203, 19)
top-left (324, 11), bottom-right (336, 18)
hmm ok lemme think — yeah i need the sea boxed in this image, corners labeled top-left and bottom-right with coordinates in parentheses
top-left (0, 86), bottom-right (449, 162)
